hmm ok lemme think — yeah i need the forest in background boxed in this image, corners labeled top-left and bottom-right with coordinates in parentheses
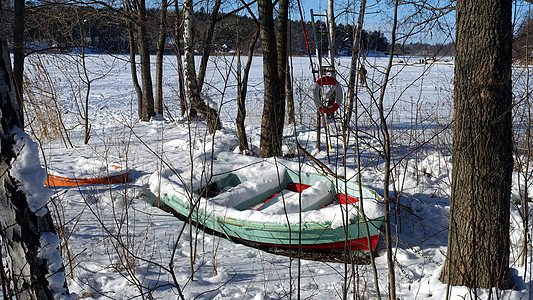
top-left (0, 2), bottom-right (456, 57)
top-left (2, 0), bottom-right (533, 298)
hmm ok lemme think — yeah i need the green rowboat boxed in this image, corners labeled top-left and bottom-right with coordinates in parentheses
top-left (153, 159), bottom-right (384, 256)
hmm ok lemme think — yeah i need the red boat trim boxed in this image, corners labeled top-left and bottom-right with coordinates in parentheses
top-left (336, 193), bottom-right (359, 204)
top-left (163, 202), bottom-right (381, 258)
top-left (249, 234), bottom-right (380, 252)
top-left (286, 183), bottom-right (312, 193)
top-left (256, 192), bottom-right (278, 209)
top-left (46, 170), bottom-right (132, 187)
top-left (256, 183), bottom-right (313, 210)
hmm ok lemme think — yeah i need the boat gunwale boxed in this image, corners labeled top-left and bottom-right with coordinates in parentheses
top-left (164, 193), bottom-right (384, 233)
top-left (194, 169), bottom-right (381, 211)
top-left (161, 168), bottom-right (384, 230)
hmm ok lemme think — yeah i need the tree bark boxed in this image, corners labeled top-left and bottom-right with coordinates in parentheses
top-left (136, 0), bottom-right (155, 121)
top-left (183, 0), bottom-right (221, 133)
top-left (155, 0), bottom-right (169, 116)
top-left (173, 4), bottom-right (188, 117)
top-left (377, 1), bottom-right (399, 298)
top-left (327, 0), bottom-right (335, 70)
top-left (286, 57), bottom-right (295, 124)
top-left (258, 0), bottom-right (284, 157)
top-left (440, 0), bottom-right (513, 289)
top-left (236, 27), bottom-right (259, 153)
top-left (13, 0), bottom-right (25, 127)
top-left (1, 21), bottom-right (68, 299)
top-left (276, 0), bottom-right (289, 129)
top-left (197, 0), bottom-right (221, 92)
top-left (344, 0), bottom-right (366, 129)
top-left (125, 3), bottom-right (143, 119)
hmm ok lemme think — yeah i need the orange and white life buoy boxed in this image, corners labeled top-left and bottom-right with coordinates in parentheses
top-left (313, 76), bottom-right (343, 115)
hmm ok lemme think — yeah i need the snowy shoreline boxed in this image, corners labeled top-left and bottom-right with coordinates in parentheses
top-left (19, 54), bottom-right (531, 299)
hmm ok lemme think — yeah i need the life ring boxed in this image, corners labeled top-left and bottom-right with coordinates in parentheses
top-left (313, 76), bottom-right (343, 115)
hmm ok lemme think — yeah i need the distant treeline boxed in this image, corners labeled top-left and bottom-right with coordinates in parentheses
top-left (3, 3), bottom-right (396, 56)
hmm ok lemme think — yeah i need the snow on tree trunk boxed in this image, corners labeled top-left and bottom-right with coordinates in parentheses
top-left (1, 21), bottom-right (72, 299)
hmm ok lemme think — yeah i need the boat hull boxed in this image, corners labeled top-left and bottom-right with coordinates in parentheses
top-left (46, 171), bottom-right (131, 187)
top-left (161, 193), bottom-right (383, 255)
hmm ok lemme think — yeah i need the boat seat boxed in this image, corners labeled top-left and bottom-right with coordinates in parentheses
top-left (258, 180), bottom-right (334, 214)
top-left (208, 176), bottom-right (284, 210)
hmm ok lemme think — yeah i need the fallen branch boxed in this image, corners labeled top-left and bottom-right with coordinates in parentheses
top-left (295, 142), bottom-right (345, 179)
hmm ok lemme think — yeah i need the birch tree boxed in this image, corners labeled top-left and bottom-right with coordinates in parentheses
top-left (183, 0), bottom-right (221, 133)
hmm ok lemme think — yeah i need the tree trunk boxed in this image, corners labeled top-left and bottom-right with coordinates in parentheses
top-left (258, 0), bottom-right (283, 157)
top-left (13, 0), bottom-right (25, 127)
top-left (197, 0), bottom-right (221, 92)
top-left (286, 58), bottom-right (295, 124)
top-left (236, 50), bottom-right (248, 154)
top-left (155, 0), bottom-right (168, 116)
top-left (344, 0), bottom-right (366, 129)
top-left (136, 0), bottom-right (155, 122)
top-left (327, 0), bottom-right (335, 70)
top-left (173, 4), bottom-right (187, 117)
top-left (1, 23), bottom-right (69, 299)
top-left (377, 1), bottom-right (399, 298)
top-left (183, 0), bottom-right (220, 133)
top-left (125, 4), bottom-right (143, 118)
top-left (276, 0), bottom-right (289, 131)
top-left (440, 0), bottom-right (513, 289)
top-left (236, 27), bottom-right (259, 153)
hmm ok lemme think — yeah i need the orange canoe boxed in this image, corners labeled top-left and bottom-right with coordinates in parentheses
top-left (46, 170), bottom-right (132, 187)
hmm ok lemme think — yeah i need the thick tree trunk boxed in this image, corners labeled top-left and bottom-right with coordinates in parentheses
top-left (137, 0), bottom-right (155, 122)
top-left (1, 24), bottom-right (68, 299)
top-left (1, 21), bottom-right (23, 149)
top-left (13, 0), bottom-right (25, 127)
top-left (440, 0), bottom-right (513, 289)
top-left (183, 0), bottom-right (220, 133)
top-left (258, 0), bottom-right (283, 157)
top-left (155, 0), bottom-right (168, 116)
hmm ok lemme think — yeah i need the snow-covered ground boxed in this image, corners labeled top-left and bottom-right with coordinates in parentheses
top-left (18, 54), bottom-right (533, 299)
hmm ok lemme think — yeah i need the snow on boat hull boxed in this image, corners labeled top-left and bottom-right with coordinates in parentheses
top-left (157, 167), bottom-right (383, 257)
